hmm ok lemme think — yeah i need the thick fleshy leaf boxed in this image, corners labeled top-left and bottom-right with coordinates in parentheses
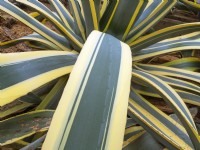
top-left (131, 70), bottom-right (200, 149)
top-left (0, 51), bottom-right (77, 106)
top-left (132, 81), bottom-right (200, 106)
top-left (132, 32), bottom-right (200, 61)
top-left (48, 0), bottom-right (74, 31)
top-left (170, 108), bottom-right (198, 126)
top-left (68, 0), bottom-right (86, 40)
top-left (130, 23), bottom-right (200, 51)
top-left (100, 0), bottom-right (147, 40)
top-left (152, 75), bottom-right (200, 95)
top-left (134, 63), bottom-right (200, 83)
top-left (43, 31), bottom-right (132, 150)
top-left (126, 0), bottom-right (176, 43)
top-left (27, 0), bottom-right (63, 24)
top-left (0, 110), bottom-right (54, 146)
top-left (162, 57), bottom-right (200, 71)
top-left (129, 90), bottom-right (194, 149)
top-left (81, 0), bottom-right (99, 36)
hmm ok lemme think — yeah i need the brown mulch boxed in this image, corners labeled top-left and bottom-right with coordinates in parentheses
top-left (0, 10), bottom-right (33, 53)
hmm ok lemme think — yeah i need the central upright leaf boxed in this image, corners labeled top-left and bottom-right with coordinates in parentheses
top-left (43, 31), bottom-right (132, 150)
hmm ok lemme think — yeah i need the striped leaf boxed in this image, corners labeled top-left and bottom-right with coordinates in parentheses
top-left (124, 125), bottom-right (144, 141)
top-left (132, 81), bottom-right (200, 106)
top-left (48, 0), bottom-right (74, 31)
top-left (170, 108), bottom-right (198, 126)
top-left (81, 0), bottom-right (99, 36)
top-left (43, 31), bottom-right (132, 150)
top-left (130, 23), bottom-right (200, 51)
top-left (162, 57), bottom-right (200, 71)
top-left (126, 0), bottom-right (176, 43)
top-left (15, 0), bottom-right (83, 51)
top-left (0, 102), bottom-right (32, 120)
top-left (0, 33), bottom-right (60, 50)
top-left (0, 51), bottom-right (77, 106)
top-left (128, 90), bottom-right (194, 149)
top-left (0, 0), bottom-right (71, 51)
top-left (0, 110), bottom-right (54, 146)
top-left (1, 0), bottom-right (200, 149)
top-left (100, 0), bottom-right (109, 19)
top-left (27, 0), bottom-right (63, 25)
top-left (123, 126), bottom-right (146, 149)
top-left (151, 75), bottom-right (200, 95)
top-left (132, 32), bottom-right (200, 61)
top-left (68, 0), bottom-right (86, 40)
top-left (131, 70), bottom-right (200, 149)
top-left (134, 63), bottom-right (200, 83)
top-left (180, 0), bottom-right (200, 11)
top-left (100, 0), bottom-right (147, 40)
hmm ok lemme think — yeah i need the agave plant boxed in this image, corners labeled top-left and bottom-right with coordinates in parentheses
top-left (0, 0), bottom-right (200, 149)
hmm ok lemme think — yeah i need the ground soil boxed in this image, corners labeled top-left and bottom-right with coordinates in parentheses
top-left (0, 10), bottom-right (34, 53)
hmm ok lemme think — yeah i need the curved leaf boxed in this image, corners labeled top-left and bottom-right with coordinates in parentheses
top-left (162, 57), bottom-right (200, 71)
top-left (130, 23), bottom-right (200, 51)
top-left (180, 0), bottom-right (200, 11)
top-left (16, 0), bottom-right (83, 51)
top-left (0, 110), bottom-right (54, 146)
top-left (133, 32), bottom-right (200, 61)
top-left (0, 51), bottom-right (77, 106)
top-left (0, 33), bottom-right (61, 50)
top-left (132, 81), bottom-right (200, 106)
top-left (48, 0), bottom-right (74, 31)
top-left (0, 0), bottom-right (70, 50)
top-left (128, 90), bottom-right (194, 149)
top-left (0, 102), bottom-right (32, 120)
top-left (131, 70), bottom-right (200, 149)
top-left (134, 63), bottom-right (200, 83)
top-left (126, 0), bottom-right (176, 43)
top-left (69, 0), bottom-right (86, 40)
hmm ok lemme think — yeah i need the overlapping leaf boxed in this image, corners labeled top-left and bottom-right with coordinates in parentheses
top-left (1, 0), bottom-right (200, 149)
top-left (0, 110), bottom-right (54, 146)
top-left (131, 70), bottom-right (200, 149)
top-left (0, 51), bottom-right (77, 106)
top-left (132, 32), bottom-right (200, 61)
top-left (43, 31), bottom-right (132, 150)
